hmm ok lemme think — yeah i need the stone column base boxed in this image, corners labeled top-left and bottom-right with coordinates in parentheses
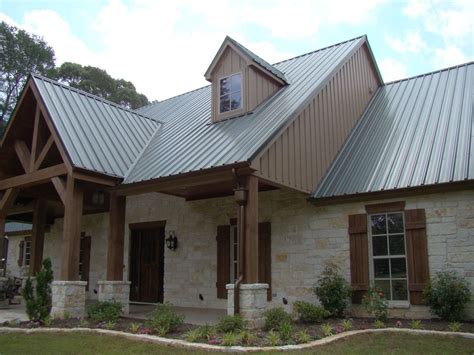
top-left (227, 283), bottom-right (268, 329)
top-left (51, 281), bottom-right (87, 318)
top-left (97, 281), bottom-right (131, 315)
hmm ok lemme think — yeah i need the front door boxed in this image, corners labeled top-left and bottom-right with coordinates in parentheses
top-left (130, 226), bottom-right (164, 303)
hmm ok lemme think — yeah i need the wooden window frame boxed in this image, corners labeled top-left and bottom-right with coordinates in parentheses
top-left (218, 72), bottom-right (243, 114)
top-left (24, 237), bottom-right (32, 267)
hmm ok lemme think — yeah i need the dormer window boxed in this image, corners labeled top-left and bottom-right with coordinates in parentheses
top-left (219, 73), bottom-right (242, 113)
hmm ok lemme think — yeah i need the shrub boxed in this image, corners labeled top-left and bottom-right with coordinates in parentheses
top-left (86, 301), bottom-right (122, 323)
top-left (104, 321), bottom-right (116, 330)
top-left (129, 322), bottom-right (140, 334)
top-left (185, 325), bottom-right (217, 342)
top-left (184, 328), bottom-right (202, 342)
top-left (341, 319), bottom-right (353, 331)
top-left (146, 302), bottom-right (184, 335)
top-left (263, 307), bottom-right (293, 331)
top-left (374, 320), bottom-right (385, 329)
top-left (267, 330), bottom-right (280, 346)
top-left (409, 320), bottom-right (422, 330)
top-left (321, 323), bottom-right (333, 337)
top-left (294, 330), bottom-right (311, 344)
top-left (313, 264), bottom-right (351, 317)
top-left (448, 322), bottom-right (462, 332)
top-left (293, 301), bottom-right (330, 323)
top-left (278, 322), bottom-right (294, 343)
top-left (423, 271), bottom-right (471, 321)
top-left (222, 332), bottom-right (240, 346)
top-left (362, 287), bottom-right (388, 321)
top-left (22, 258), bottom-right (53, 322)
top-left (216, 315), bottom-right (245, 333)
top-left (239, 330), bottom-right (257, 345)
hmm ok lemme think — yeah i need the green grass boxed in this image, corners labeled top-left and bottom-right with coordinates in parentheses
top-left (0, 332), bottom-right (473, 354)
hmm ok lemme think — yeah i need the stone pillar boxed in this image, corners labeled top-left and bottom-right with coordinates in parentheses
top-left (51, 280), bottom-right (87, 318)
top-left (97, 280), bottom-right (131, 315)
top-left (227, 283), bottom-right (268, 329)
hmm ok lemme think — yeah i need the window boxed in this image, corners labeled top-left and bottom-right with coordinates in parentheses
top-left (369, 212), bottom-right (408, 302)
top-left (219, 73), bottom-right (242, 113)
top-left (24, 238), bottom-right (31, 267)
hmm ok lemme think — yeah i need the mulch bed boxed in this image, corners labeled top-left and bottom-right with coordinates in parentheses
top-left (2, 316), bottom-right (473, 347)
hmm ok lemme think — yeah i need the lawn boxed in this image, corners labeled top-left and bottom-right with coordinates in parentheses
top-left (0, 332), bottom-right (473, 354)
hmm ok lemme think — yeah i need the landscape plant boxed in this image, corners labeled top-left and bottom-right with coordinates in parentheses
top-left (216, 315), bottom-right (245, 333)
top-left (262, 307), bottom-right (293, 330)
top-left (362, 287), bottom-right (388, 321)
top-left (293, 301), bottom-right (330, 323)
top-left (146, 302), bottom-right (184, 335)
top-left (313, 264), bottom-right (351, 317)
top-left (86, 301), bottom-right (122, 323)
top-left (22, 258), bottom-right (53, 322)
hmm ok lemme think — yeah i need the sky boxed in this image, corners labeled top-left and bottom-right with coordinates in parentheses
top-left (0, 0), bottom-right (473, 102)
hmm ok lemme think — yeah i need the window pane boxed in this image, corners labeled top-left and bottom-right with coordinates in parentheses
top-left (220, 77), bottom-right (230, 96)
top-left (230, 91), bottom-right (242, 110)
top-left (390, 258), bottom-right (407, 278)
top-left (388, 213), bottom-right (404, 233)
top-left (372, 236), bottom-right (388, 256)
top-left (220, 95), bottom-right (230, 113)
top-left (371, 215), bottom-right (386, 234)
top-left (374, 259), bottom-right (390, 278)
top-left (230, 74), bottom-right (241, 92)
top-left (389, 234), bottom-right (405, 255)
top-left (374, 280), bottom-right (391, 299)
top-left (392, 279), bottom-right (408, 300)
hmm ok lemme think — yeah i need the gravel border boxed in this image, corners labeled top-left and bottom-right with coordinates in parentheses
top-left (1, 327), bottom-right (473, 352)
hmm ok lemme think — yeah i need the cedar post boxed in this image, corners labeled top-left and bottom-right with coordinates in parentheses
top-left (60, 176), bottom-right (83, 280)
top-left (0, 217), bottom-right (5, 274)
top-left (30, 199), bottom-right (47, 275)
top-left (0, 188), bottom-right (19, 274)
top-left (106, 193), bottom-right (126, 280)
top-left (243, 175), bottom-right (259, 283)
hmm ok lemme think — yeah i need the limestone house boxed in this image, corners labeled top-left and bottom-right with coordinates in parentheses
top-left (0, 35), bottom-right (473, 324)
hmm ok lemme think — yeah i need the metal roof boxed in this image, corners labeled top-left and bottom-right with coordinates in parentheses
top-left (33, 75), bottom-right (161, 178)
top-left (225, 36), bottom-right (288, 83)
top-left (311, 62), bottom-right (474, 200)
top-left (126, 36), bottom-right (366, 183)
top-left (5, 222), bottom-right (32, 233)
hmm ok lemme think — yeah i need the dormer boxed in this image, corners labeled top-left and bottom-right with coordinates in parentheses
top-left (205, 36), bottom-right (288, 122)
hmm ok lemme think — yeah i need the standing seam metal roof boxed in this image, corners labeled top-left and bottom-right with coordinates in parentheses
top-left (33, 75), bottom-right (161, 178)
top-left (126, 36), bottom-right (366, 183)
top-left (311, 62), bottom-right (474, 199)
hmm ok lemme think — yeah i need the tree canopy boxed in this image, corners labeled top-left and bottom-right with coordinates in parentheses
top-left (0, 21), bottom-right (55, 128)
top-left (0, 21), bottom-right (149, 135)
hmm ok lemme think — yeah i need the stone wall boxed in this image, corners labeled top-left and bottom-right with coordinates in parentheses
top-left (5, 235), bottom-right (28, 279)
top-left (5, 187), bottom-right (473, 318)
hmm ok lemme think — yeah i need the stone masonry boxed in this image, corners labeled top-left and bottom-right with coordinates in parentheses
top-left (51, 281), bottom-right (87, 318)
top-left (227, 283), bottom-right (269, 328)
top-left (98, 281), bottom-right (131, 315)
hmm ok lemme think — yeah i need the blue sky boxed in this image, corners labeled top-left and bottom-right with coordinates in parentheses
top-left (0, 0), bottom-right (472, 101)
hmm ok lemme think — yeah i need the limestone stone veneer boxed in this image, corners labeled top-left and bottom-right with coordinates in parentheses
top-left (51, 280), bottom-right (87, 318)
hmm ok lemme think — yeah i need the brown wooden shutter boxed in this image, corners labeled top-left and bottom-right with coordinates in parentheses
top-left (349, 214), bottom-right (369, 304)
top-left (80, 236), bottom-right (92, 291)
top-left (258, 222), bottom-right (272, 301)
top-left (18, 240), bottom-right (24, 267)
top-left (216, 225), bottom-right (231, 299)
top-left (405, 209), bottom-right (429, 305)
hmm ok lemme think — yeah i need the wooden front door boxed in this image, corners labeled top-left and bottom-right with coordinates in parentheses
top-left (130, 227), bottom-right (164, 303)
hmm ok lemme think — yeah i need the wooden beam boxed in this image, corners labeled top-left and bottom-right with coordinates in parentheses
top-left (51, 176), bottom-right (67, 205)
top-left (29, 199), bottom-right (47, 275)
top-left (33, 135), bottom-right (54, 171)
top-left (72, 171), bottom-right (119, 187)
top-left (60, 175), bottom-right (84, 280)
top-left (107, 194), bottom-right (126, 280)
top-left (0, 164), bottom-right (67, 190)
top-left (6, 202), bottom-right (35, 216)
top-left (14, 140), bottom-right (32, 173)
top-left (30, 104), bottom-right (41, 170)
top-left (0, 188), bottom-right (19, 217)
top-left (243, 175), bottom-right (259, 283)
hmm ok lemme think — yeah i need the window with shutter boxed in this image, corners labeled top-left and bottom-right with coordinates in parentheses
top-left (258, 222), bottom-right (272, 301)
top-left (18, 240), bottom-right (25, 267)
top-left (216, 225), bottom-right (231, 299)
top-left (348, 214), bottom-right (369, 304)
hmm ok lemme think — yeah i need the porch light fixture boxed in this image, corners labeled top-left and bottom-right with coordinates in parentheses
top-left (233, 186), bottom-right (248, 206)
top-left (166, 231), bottom-right (178, 251)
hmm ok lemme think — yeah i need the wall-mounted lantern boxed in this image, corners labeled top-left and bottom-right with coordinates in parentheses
top-left (166, 231), bottom-right (178, 251)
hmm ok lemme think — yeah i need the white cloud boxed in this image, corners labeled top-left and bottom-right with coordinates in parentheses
top-left (379, 57), bottom-right (408, 82)
top-left (433, 46), bottom-right (467, 68)
top-left (385, 31), bottom-right (427, 53)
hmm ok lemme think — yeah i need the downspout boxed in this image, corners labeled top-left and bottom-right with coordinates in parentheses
top-left (232, 169), bottom-right (247, 315)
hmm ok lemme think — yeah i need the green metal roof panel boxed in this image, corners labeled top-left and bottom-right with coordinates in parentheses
top-left (33, 75), bottom-right (161, 178)
top-left (126, 36), bottom-right (366, 183)
top-left (311, 62), bottom-right (474, 200)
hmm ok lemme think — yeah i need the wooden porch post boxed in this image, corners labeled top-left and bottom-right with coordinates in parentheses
top-left (30, 199), bottom-right (47, 275)
top-left (60, 176), bottom-right (83, 280)
top-left (0, 217), bottom-right (5, 274)
top-left (243, 175), bottom-right (259, 283)
top-left (107, 194), bottom-right (126, 281)
top-left (0, 188), bottom-right (19, 274)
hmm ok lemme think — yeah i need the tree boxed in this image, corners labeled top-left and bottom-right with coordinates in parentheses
top-left (0, 21), bottom-right (55, 130)
top-left (52, 62), bottom-right (149, 109)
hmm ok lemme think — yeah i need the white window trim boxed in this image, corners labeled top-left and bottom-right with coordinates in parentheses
top-left (24, 238), bottom-right (32, 267)
top-left (368, 212), bottom-right (410, 307)
top-left (218, 72), bottom-right (243, 115)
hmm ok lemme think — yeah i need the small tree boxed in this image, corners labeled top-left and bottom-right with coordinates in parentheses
top-left (22, 258), bottom-right (54, 322)
top-left (313, 264), bottom-right (351, 317)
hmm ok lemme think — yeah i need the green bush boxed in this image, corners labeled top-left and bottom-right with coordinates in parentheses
top-left (263, 307), bottom-right (293, 331)
top-left (86, 301), bottom-right (122, 322)
top-left (278, 322), bottom-right (294, 343)
top-left (216, 315), bottom-right (245, 333)
top-left (313, 264), bottom-right (351, 317)
top-left (293, 301), bottom-right (330, 323)
top-left (222, 332), bottom-right (241, 346)
top-left (362, 287), bottom-right (388, 321)
top-left (146, 302), bottom-right (184, 335)
top-left (423, 271), bottom-right (471, 321)
top-left (22, 258), bottom-right (53, 322)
